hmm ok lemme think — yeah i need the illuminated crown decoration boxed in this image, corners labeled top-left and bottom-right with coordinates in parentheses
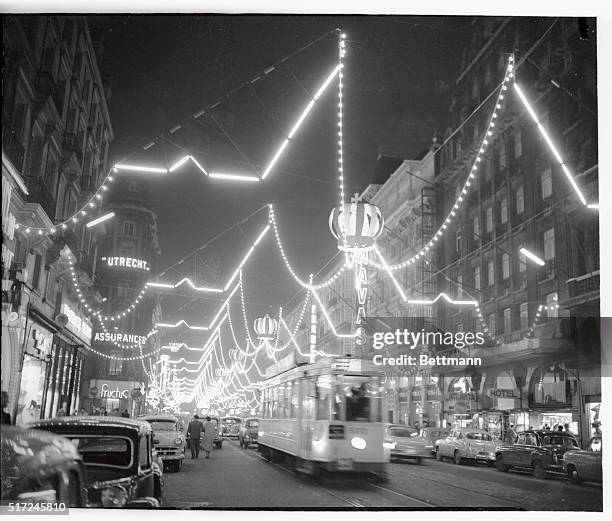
top-left (328, 200), bottom-right (384, 251)
top-left (253, 314), bottom-right (278, 341)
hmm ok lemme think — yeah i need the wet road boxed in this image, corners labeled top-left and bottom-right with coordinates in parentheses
top-left (162, 439), bottom-right (602, 510)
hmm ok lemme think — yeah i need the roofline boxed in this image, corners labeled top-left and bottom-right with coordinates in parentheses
top-left (2, 152), bottom-right (29, 195)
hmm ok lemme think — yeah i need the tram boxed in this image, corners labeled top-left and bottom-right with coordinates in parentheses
top-left (258, 356), bottom-right (390, 477)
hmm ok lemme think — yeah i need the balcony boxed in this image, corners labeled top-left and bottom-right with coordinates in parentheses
top-left (562, 270), bottom-right (600, 311)
top-left (24, 177), bottom-right (56, 219)
top-left (62, 132), bottom-right (83, 165)
top-left (3, 132), bottom-right (25, 172)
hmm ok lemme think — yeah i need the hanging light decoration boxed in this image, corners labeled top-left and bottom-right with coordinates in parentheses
top-left (253, 314), bottom-right (279, 342)
top-left (328, 197), bottom-right (384, 252)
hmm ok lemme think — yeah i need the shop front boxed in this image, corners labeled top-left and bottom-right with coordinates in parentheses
top-left (82, 379), bottom-right (144, 417)
top-left (15, 312), bottom-right (54, 425)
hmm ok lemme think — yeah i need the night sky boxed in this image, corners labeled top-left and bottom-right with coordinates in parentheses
top-left (93, 15), bottom-right (471, 337)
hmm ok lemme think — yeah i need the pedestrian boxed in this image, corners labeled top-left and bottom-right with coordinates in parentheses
top-left (121, 409), bottom-right (130, 418)
top-left (564, 423), bottom-right (573, 434)
top-left (201, 416), bottom-right (215, 459)
top-left (78, 408), bottom-right (87, 416)
top-left (505, 424), bottom-right (517, 445)
top-left (17, 400), bottom-right (39, 426)
top-left (56, 401), bottom-right (68, 417)
top-left (557, 425), bottom-right (564, 432)
top-left (187, 414), bottom-right (203, 459)
top-left (1, 391), bottom-right (12, 425)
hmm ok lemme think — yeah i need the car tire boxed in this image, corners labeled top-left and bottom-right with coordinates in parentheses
top-left (454, 450), bottom-right (462, 465)
top-left (567, 465), bottom-right (581, 484)
top-left (532, 460), bottom-right (547, 479)
top-left (435, 448), bottom-right (443, 461)
top-left (495, 455), bottom-right (508, 472)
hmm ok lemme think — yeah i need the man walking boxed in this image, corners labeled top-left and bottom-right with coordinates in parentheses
top-left (202, 416), bottom-right (216, 459)
top-left (187, 414), bottom-right (203, 459)
top-left (505, 424), bottom-right (517, 445)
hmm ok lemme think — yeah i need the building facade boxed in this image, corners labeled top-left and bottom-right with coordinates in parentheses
top-left (2, 16), bottom-right (114, 422)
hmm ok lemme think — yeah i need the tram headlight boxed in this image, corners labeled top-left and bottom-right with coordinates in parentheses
top-left (383, 441), bottom-right (396, 450)
top-left (351, 437), bottom-right (367, 450)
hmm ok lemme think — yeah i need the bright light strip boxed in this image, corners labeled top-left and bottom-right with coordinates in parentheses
top-left (406, 292), bottom-right (477, 306)
top-left (210, 285), bottom-right (240, 331)
top-left (209, 172), bottom-right (260, 182)
top-left (146, 282), bottom-right (174, 289)
top-left (288, 100), bottom-right (316, 139)
top-left (175, 278), bottom-right (223, 293)
top-left (253, 225), bottom-right (270, 246)
top-left (519, 247), bottom-right (546, 266)
top-left (114, 164), bottom-right (168, 173)
top-left (313, 64), bottom-right (342, 101)
top-left (169, 155), bottom-right (191, 172)
top-left (262, 139), bottom-right (289, 179)
top-left (189, 156), bottom-right (209, 176)
top-left (223, 225), bottom-right (269, 291)
top-left (86, 211), bottom-right (115, 228)
top-left (587, 204), bottom-right (599, 210)
top-left (311, 288), bottom-right (356, 338)
top-left (373, 246), bottom-right (407, 301)
top-left (156, 319), bottom-right (209, 331)
top-left (513, 83), bottom-right (587, 206)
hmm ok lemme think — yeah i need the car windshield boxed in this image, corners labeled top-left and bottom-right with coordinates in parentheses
top-left (223, 418), bottom-right (240, 425)
top-left (423, 430), bottom-right (448, 440)
top-left (389, 427), bottom-right (418, 438)
top-left (246, 420), bottom-right (259, 428)
top-left (147, 421), bottom-right (176, 431)
top-left (68, 436), bottom-right (132, 468)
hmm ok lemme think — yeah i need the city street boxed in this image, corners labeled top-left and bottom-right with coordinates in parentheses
top-left (163, 440), bottom-right (603, 510)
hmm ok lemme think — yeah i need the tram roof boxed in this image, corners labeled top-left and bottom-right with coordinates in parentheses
top-left (262, 356), bottom-right (383, 383)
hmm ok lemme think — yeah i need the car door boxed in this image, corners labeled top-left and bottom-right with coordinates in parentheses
top-left (506, 433), bottom-right (525, 466)
top-left (442, 431), bottom-right (456, 456)
top-left (582, 439), bottom-right (602, 481)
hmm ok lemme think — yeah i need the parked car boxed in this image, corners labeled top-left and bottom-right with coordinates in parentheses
top-left (495, 429), bottom-right (579, 479)
top-left (563, 437), bottom-right (602, 484)
top-left (221, 417), bottom-right (241, 439)
top-left (239, 417), bottom-right (259, 448)
top-left (139, 415), bottom-right (186, 472)
top-left (384, 424), bottom-right (431, 463)
top-left (1, 426), bottom-right (86, 508)
top-left (209, 416), bottom-right (223, 449)
top-left (31, 416), bottom-right (163, 508)
top-left (435, 428), bottom-right (497, 465)
top-left (420, 427), bottom-right (450, 456)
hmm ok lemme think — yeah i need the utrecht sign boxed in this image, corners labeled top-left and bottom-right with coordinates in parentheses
top-left (101, 256), bottom-right (150, 271)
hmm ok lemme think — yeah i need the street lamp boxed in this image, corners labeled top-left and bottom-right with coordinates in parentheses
top-left (519, 247), bottom-right (545, 266)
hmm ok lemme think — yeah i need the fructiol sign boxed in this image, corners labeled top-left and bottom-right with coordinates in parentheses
top-left (94, 332), bottom-right (148, 345)
top-left (101, 256), bottom-right (150, 271)
top-left (100, 383), bottom-right (130, 399)
top-left (62, 302), bottom-right (93, 343)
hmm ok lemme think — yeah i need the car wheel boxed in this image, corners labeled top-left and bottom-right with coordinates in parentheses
top-left (532, 460), bottom-right (547, 479)
top-left (495, 455), bottom-right (508, 472)
top-left (454, 450), bottom-right (462, 465)
top-left (435, 448), bottom-right (443, 461)
top-left (567, 465), bottom-right (581, 484)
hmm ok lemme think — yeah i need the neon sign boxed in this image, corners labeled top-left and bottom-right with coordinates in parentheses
top-left (61, 303), bottom-right (92, 342)
top-left (100, 383), bottom-right (129, 399)
top-left (94, 332), bottom-right (148, 345)
top-left (101, 256), bottom-right (149, 271)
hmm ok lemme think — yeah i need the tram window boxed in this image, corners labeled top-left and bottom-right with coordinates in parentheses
top-left (279, 384), bottom-right (288, 419)
top-left (316, 376), bottom-right (332, 420)
top-left (290, 381), bottom-right (298, 418)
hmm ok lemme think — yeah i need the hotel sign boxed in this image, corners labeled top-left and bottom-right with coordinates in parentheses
top-left (101, 256), bottom-right (150, 271)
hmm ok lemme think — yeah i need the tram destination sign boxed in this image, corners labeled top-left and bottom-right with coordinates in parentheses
top-left (332, 358), bottom-right (362, 373)
top-left (329, 424), bottom-right (345, 439)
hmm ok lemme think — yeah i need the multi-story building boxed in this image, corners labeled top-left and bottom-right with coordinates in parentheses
top-left (80, 174), bottom-right (162, 417)
top-left (2, 16), bottom-right (114, 422)
top-left (432, 17), bottom-right (598, 446)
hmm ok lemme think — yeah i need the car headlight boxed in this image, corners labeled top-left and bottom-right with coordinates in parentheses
top-left (351, 437), bottom-right (367, 450)
top-left (101, 486), bottom-right (127, 508)
top-left (383, 441), bottom-right (396, 449)
top-left (175, 437), bottom-right (183, 445)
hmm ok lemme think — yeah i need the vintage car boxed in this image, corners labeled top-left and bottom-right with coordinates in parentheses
top-left (139, 415), bottom-right (186, 472)
top-left (420, 427), bottom-right (450, 455)
top-left (209, 416), bottom-right (223, 449)
top-left (220, 416), bottom-right (241, 439)
top-left (495, 429), bottom-right (580, 479)
top-left (239, 417), bottom-right (259, 448)
top-left (384, 424), bottom-right (431, 463)
top-left (563, 437), bottom-right (602, 484)
top-left (435, 428), bottom-right (497, 465)
top-left (1, 426), bottom-right (86, 507)
top-left (31, 416), bottom-right (163, 508)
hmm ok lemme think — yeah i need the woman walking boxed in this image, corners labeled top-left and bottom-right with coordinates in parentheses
top-left (202, 416), bottom-right (216, 459)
